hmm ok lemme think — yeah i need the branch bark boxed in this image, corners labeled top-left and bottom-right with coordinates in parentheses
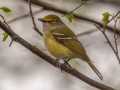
top-left (0, 19), bottom-right (115, 90)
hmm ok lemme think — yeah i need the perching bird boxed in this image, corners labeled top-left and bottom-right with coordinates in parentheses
top-left (38, 14), bottom-right (103, 80)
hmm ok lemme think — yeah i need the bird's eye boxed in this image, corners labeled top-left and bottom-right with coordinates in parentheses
top-left (51, 19), bottom-right (55, 22)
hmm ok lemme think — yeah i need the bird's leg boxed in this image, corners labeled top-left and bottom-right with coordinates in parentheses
top-left (56, 57), bottom-right (73, 72)
top-left (56, 58), bottom-right (64, 72)
top-left (67, 59), bottom-right (71, 62)
top-left (56, 58), bottom-right (61, 67)
top-left (64, 59), bottom-right (72, 68)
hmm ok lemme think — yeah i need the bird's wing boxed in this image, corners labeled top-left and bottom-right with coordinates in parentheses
top-left (50, 27), bottom-right (88, 59)
top-left (51, 27), bottom-right (103, 80)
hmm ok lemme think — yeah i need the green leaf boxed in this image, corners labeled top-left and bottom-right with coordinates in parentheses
top-left (0, 7), bottom-right (11, 13)
top-left (102, 12), bottom-right (110, 26)
top-left (117, 15), bottom-right (120, 24)
top-left (67, 13), bottom-right (74, 22)
top-left (117, 15), bottom-right (120, 19)
top-left (2, 32), bottom-right (8, 42)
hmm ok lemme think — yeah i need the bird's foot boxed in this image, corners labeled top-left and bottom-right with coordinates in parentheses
top-left (63, 60), bottom-right (72, 68)
top-left (56, 58), bottom-right (63, 72)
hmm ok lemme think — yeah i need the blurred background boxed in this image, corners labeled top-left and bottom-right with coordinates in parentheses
top-left (0, 0), bottom-right (120, 90)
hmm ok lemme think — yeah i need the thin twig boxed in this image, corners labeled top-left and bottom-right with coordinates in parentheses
top-left (108, 11), bottom-right (120, 23)
top-left (102, 11), bottom-right (120, 63)
top-left (95, 24), bottom-right (116, 52)
top-left (95, 11), bottom-right (120, 64)
top-left (103, 11), bottom-right (120, 33)
top-left (62, 0), bottom-right (89, 17)
top-left (0, 14), bottom-right (14, 47)
top-left (0, 14), bottom-right (11, 28)
top-left (112, 15), bottom-right (119, 58)
top-left (68, 0), bottom-right (89, 14)
top-left (27, 0), bottom-right (43, 36)
top-left (95, 11), bottom-right (120, 63)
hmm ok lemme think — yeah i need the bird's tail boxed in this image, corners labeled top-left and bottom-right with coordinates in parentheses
top-left (87, 60), bottom-right (103, 80)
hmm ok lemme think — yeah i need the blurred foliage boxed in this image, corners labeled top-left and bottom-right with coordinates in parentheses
top-left (0, 7), bottom-right (11, 13)
top-left (102, 12), bottom-right (110, 26)
top-left (117, 15), bottom-right (120, 19)
top-left (2, 32), bottom-right (8, 42)
top-left (0, 7), bottom-right (11, 42)
top-left (67, 13), bottom-right (74, 22)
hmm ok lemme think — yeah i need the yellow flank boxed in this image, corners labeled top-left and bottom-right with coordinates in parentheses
top-left (43, 31), bottom-right (73, 59)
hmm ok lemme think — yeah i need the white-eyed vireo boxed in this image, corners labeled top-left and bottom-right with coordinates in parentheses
top-left (38, 14), bottom-right (103, 80)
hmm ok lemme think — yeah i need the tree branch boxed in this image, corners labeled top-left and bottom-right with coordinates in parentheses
top-left (27, 0), bottom-right (42, 36)
top-left (23, 0), bottom-right (120, 35)
top-left (95, 11), bottom-right (120, 64)
top-left (0, 18), bottom-right (115, 90)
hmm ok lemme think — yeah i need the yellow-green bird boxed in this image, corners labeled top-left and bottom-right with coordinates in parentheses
top-left (38, 14), bottom-right (103, 80)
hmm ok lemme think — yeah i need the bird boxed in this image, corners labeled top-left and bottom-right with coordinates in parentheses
top-left (38, 14), bottom-right (103, 80)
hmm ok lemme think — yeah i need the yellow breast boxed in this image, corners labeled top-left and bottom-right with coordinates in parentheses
top-left (43, 31), bottom-right (73, 59)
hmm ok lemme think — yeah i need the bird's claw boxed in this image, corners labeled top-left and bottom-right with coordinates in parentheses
top-left (63, 60), bottom-right (72, 68)
top-left (56, 58), bottom-right (72, 72)
top-left (56, 58), bottom-right (63, 72)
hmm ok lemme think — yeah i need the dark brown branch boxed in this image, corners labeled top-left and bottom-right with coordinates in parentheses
top-left (0, 19), bottom-right (115, 90)
top-left (27, 0), bottom-right (43, 36)
top-left (23, 0), bottom-right (120, 35)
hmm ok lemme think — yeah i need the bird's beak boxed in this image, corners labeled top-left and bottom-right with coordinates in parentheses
top-left (38, 18), bottom-right (45, 22)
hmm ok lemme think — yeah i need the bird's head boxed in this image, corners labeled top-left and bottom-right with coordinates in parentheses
top-left (38, 14), bottom-right (64, 32)
top-left (38, 14), bottom-right (61, 24)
